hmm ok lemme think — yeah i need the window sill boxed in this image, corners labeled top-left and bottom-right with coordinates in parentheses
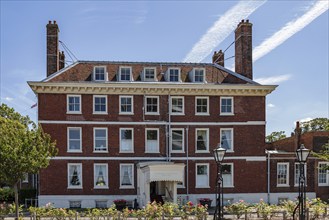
top-left (119, 186), bottom-right (134, 189)
top-left (145, 113), bottom-right (160, 115)
top-left (171, 151), bottom-right (185, 153)
top-left (93, 112), bottom-right (108, 115)
top-left (94, 186), bottom-right (109, 189)
top-left (119, 112), bottom-right (134, 115)
top-left (67, 186), bottom-right (83, 189)
top-left (223, 185), bottom-right (234, 188)
top-left (195, 150), bottom-right (210, 153)
top-left (120, 151), bottom-right (135, 153)
top-left (67, 111), bottom-right (82, 114)
top-left (145, 151), bottom-right (160, 154)
top-left (220, 113), bottom-right (234, 116)
top-left (93, 150), bottom-right (108, 153)
top-left (67, 150), bottom-right (82, 153)
top-left (171, 113), bottom-right (185, 116)
top-left (195, 113), bottom-right (210, 116)
top-left (318, 184), bottom-right (329, 187)
top-left (277, 185), bottom-right (290, 187)
top-left (195, 186), bottom-right (210, 189)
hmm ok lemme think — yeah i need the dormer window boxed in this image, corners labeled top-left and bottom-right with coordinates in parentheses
top-left (119, 66), bottom-right (132, 81)
top-left (93, 66), bottom-right (107, 81)
top-left (143, 67), bottom-right (156, 81)
top-left (189, 68), bottom-right (206, 83)
top-left (166, 68), bottom-right (180, 82)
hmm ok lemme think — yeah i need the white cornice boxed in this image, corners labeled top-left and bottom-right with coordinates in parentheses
top-left (28, 81), bottom-right (277, 96)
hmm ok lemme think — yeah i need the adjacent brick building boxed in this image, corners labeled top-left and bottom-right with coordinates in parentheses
top-left (28, 20), bottom-right (282, 208)
top-left (266, 126), bottom-right (329, 203)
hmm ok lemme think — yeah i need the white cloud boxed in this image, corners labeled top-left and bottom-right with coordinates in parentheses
top-left (183, 0), bottom-right (266, 63)
top-left (267, 103), bottom-right (275, 108)
top-left (253, 1), bottom-right (329, 62)
top-left (254, 74), bottom-right (291, 84)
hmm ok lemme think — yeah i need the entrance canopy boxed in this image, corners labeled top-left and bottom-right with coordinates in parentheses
top-left (139, 162), bottom-right (185, 183)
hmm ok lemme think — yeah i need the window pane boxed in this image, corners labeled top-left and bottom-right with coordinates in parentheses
top-left (145, 69), bottom-right (155, 79)
top-left (95, 165), bottom-right (107, 187)
top-left (172, 130), bottom-right (183, 151)
top-left (222, 164), bottom-right (232, 186)
top-left (95, 97), bottom-right (106, 112)
top-left (277, 164), bottom-right (288, 185)
top-left (221, 130), bottom-right (232, 150)
top-left (221, 98), bottom-right (232, 113)
top-left (121, 165), bottom-right (132, 186)
top-left (196, 98), bottom-right (207, 113)
top-left (146, 97), bottom-right (158, 113)
top-left (69, 129), bottom-right (80, 150)
top-left (69, 165), bottom-right (81, 187)
top-left (197, 130), bottom-right (207, 151)
top-left (172, 98), bottom-right (183, 113)
top-left (169, 69), bottom-right (179, 82)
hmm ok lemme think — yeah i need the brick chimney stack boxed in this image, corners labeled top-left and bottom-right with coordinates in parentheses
top-left (235, 19), bottom-right (253, 79)
top-left (47, 20), bottom-right (64, 77)
top-left (212, 50), bottom-right (224, 67)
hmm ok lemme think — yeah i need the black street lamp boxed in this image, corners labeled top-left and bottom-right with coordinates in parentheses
top-left (213, 143), bottom-right (226, 220)
top-left (295, 144), bottom-right (310, 220)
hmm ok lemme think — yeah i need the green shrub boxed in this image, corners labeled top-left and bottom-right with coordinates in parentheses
top-left (0, 188), bottom-right (14, 202)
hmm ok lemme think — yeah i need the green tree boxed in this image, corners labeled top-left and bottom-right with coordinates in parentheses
top-left (300, 118), bottom-right (329, 133)
top-left (265, 131), bottom-right (286, 143)
top-left (0, 104), bottom-right (57, 219)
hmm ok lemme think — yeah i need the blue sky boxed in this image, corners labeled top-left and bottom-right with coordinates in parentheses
top-left (0, 0), bottom-right (328, 136)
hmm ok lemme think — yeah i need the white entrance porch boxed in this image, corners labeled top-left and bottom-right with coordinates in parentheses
top-left (137, 162), bottom-right (185, 207)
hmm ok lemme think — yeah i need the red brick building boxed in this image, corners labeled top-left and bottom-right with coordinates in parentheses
top-left (28, 20), bottom-right (279, 208)
top-left (266, 127), bottom-right (329, 203)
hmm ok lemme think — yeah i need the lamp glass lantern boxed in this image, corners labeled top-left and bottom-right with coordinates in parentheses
top-left (296, 144), bottom-right (311, 163)
top-left (213, 144), bottom-right (227, 163)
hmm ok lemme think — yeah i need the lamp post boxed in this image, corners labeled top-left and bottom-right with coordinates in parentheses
top-left (295, 144), bottom-right (310, 220)
top-left (213, 144), bottom-right (226, 220)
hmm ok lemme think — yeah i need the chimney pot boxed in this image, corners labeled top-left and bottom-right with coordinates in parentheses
top-left (242, 19), bottom-right (244, 23)
top-left (54, 20), bottom-right (57, 24)
top-left (48, 20), bottom-right (51, 24)
top-left (246, 19), bottom-right (249, 23)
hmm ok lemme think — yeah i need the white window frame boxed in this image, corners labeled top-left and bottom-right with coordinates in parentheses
top-left (119, 66), bottom-right (132, 81)
top-left (220, 97), bottom-right (234, 116)
top-left (318, 162), bottom-right (329, 186)
top-left (93, 66), bottom-right (107, 81)
top-left (145, 128), bottom-right (160, 153)
top-left (94, 163), bottom-right (108, 189)
top-left (193, 68), bottom-right (206, 83)
top-left (67, 95), bottom-right (81, 114)
top-left (67, 127), bottom-right (82, 152)
top-left (93, 95), bottom-right (107, 114)
top-left (120, 128), bottom-right (134, 153)
top-left (170, 96), bottom-right (184, 115)
top-left (119, 96), bottom-right (134, 115)
top-left (167, 68), bottom-right (181, 82)
top-left (93, 128), bottom-right (108, 152)
top-left (195, 97), bottom-right (209, 115)
top-left (195, 163), bottom-right (209, 188)
top-left (68, 163), bottom-right (83, 189)
top-left (294, 163), bottom-right (307, 186)
top-left (195, 128), bottom-right (209, 153)
top-left (22, 173), bottom-right (29, 183)
top-left (222, 163), bottom-right (234, 188)
top-left (220, 128), bottom-right (234, 152)
top-left (277, 162), bottom-right (289, 187)
top-left (120, 164), bottom-right (134, 189)
top-left (143, 67), bottom-right (157, 81)
top-left (145, 96), bottom-right (159, 115)
top-left (170, 128), bottom-right (184, 153)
